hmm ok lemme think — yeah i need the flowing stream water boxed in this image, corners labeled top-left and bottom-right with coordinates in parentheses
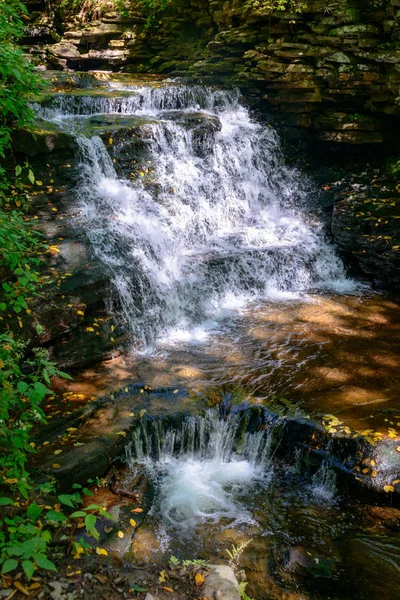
top-left (34, 82), bottom-right (400, 599)
top-left (35, 82), bottom-right (357, 348)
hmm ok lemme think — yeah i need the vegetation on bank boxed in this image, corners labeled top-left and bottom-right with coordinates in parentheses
top-left (0, 0), bottom-right (112, 585)
top-left (57, 0), bottom-right (306, 28)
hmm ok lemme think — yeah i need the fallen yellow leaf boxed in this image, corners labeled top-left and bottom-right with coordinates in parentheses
top-left (52, 463), bottom-right (61, 469)
top-left (96, 547), bottom-right (108, 556)
top-left (384, 485), bottom-right (394, 493)
top-left (129, 518), bottom-right (136, 527)
top-left (131, 508), bottom-right (143, 513)
top-left (117, 531), bottom-right (124, 538)
top-left (195, 573), bottom-right (205, 586)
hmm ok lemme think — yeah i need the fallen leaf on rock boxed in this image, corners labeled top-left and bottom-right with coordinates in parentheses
top-left (162, 587), bottom-right (174, 593)
top-left (116, 431), bottom-right (126, 437)
top-left (95, 574), bottom-right (108, 584)
top-left (117, 531), bottom-right (124, 538)
top-left (384, 485), bottom-right (395, 493)
top-left (159, 570), bottom-right (167, 583)
top-left (96, 547), bottom-right (108, 556)
top-left (129, 518), bottom-right (136, 527)
top-left (54, 450), bottom-right (62, 455)
top-left (131, 508), bottom-right (143, 513)
top-left (195, 573), bottom-right (205, 586)
top-left (52, 464), bottom-right (61, 469)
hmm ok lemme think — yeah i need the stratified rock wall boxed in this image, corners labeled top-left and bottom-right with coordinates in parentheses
top-left (26, 0), bottom-right (400, 144)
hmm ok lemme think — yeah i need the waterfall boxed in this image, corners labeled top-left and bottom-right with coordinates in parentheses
top-left (34, 82), bottom-right (357, 347)
top-left (126, 409), bottom-right (275, 528)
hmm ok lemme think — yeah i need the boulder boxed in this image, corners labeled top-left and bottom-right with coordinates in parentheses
top-left (201, 565), bottom-right (241, 600)
top-left (48, 41), bottom-right (81, 59)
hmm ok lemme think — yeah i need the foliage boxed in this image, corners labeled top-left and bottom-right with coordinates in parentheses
top-left (0, 1), bottom-right (43, 170)
top-left (0, 482), bottom-right (113, 580)
top-left (169, 556), bottom-right (208, 568)
top-left (239, 581), bottom-right (255, 600)
top-left (0, 0), bottom-right (111, 582)
top-left (245, 0), bottom-right (306, 14)
top-left (57, 0), bottom-right (172, 28)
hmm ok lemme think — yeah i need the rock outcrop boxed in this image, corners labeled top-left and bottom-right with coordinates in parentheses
top-left (24, 0), bottom-right (400, 144)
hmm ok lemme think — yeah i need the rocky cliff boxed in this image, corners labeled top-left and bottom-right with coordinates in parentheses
top-left (25, 0), bottom-right (400, 144)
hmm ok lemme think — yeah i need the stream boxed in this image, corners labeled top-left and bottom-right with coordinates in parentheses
top-left (34, 80), bottom-right (400, 599)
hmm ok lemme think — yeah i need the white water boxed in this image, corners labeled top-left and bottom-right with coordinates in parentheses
top-left (35, 83), bottom-right (358, 347)
top-left (126, 410), bottom-right (273, 528)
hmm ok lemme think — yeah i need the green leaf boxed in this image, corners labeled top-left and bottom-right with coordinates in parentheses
top-left (22, 559), bottom-right (35, 581)
top-left (58, 494), bottom-right (75, 508)
top-left (69, 511), bottom-right (86, 518)
top-left (0, 302), bottom-right (6, 310)
top-left (85, 514), bottom-right (96, 531)
top-left (130, 584), bottom-right (148, 592)
top-left (28, 169), bottom-right (35, 185)
top-left (15, 164), bottom-right (22, 176)
top-left (27, 503), bottom-right (42, 520)
top-left (56, 370), bottom-right (74, 380)
top-left (45, 510), bottom-right (66, 523)
top-left (35, 555), bottom-right (57, 571)
top-left (17, 381), bottom-right (29, 394)
top-left (2, 559), bottom-right (18, 574)
top-left (0, 497), bottom-right (14, 506)
top-left (34, 381), bottom-right (50, 396)
top-left (36, 324), bottom-right (43, 334)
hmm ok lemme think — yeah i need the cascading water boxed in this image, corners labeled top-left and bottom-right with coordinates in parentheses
top-left (126, 409), bottom-right (274, 529)
top-left (34, 83), bottom-right (357, 348)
